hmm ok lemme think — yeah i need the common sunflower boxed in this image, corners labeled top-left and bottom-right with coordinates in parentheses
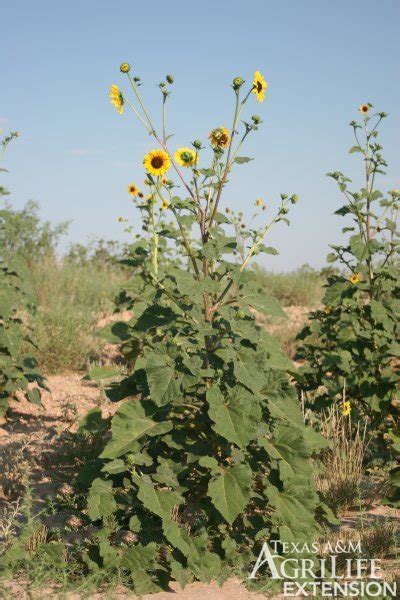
top-left (349, 273), bottom-right (360, 285)
top-left (109, 84), bottom-right (124, 114)
top-left (209, 127), bottom-right (230, 148)
top-left (127, 184), bottom-right (139, 196)
top-left (359, 104), bottom-right (369, 115)
top-left (252, 71), bottom-right (267, 103)
top-left (143, 149), bottom-right (171, 176)
top-left (174, 147), bottom-right (197, 168)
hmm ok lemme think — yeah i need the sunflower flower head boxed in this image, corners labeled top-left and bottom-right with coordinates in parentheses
top-left (350, 273), bottom-right (360, 285)
top-left (143, 149), bottom-right (171, 177)
top-left (359, 104), bottom-right (370, 116)
top-left (209, 127), bottom-right (230, 149)
top-left (255, 198), bottom-right (263, 207)
top-left (161, 199), bottom-right (170, 211)
top-left (109, 84), bottom-right (124, 114)
top-left (253, 71), bottom-right (268, 103)
top-left (127, 184), bottom-right (139, 197)
top-left (174, 147), bottom-right (197, 168)
top-left (343, 401), bottom-right (351, 417)
top-left (120, 63), bottom-right (131, 74)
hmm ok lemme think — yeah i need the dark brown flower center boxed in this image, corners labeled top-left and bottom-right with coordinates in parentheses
top-left (256, 81), bottom-right (263, 93)
top-left (151, 156), bottom-right (164, 169)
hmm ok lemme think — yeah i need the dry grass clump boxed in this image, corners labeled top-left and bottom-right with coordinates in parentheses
top-left (316, 403), bottom-right (368, 513)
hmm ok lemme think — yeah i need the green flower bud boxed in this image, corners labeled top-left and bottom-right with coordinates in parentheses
top-left (166, 74), bottom-right (174, 84)
top-left (192, 139), bottom-right (202, 150)
top-left (133, 76), bottom-right (141, 83)
top-left (291, 194), bottom-right (299, 204)
top-left (159, 82), bottom-right (166, 88)
top-left (120, 63), bottom-right (131, 73)
top-left (280, 194), bottom-right (288, 200)
top-left (233, 76), bottom-right (244, 90)
top-left (280, 207), bottom-right (289, 215)
top-left (251, 115), bottom-right (261, 124)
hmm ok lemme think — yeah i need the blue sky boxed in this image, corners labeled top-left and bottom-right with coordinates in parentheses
top-left (1, 0), bottom-right (399, 270)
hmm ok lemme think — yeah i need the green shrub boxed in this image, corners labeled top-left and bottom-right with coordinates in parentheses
top-left (76, 65), bottom-right (331, 594)
top-left (296, 107), bottom-right (399, 461)
top-left (0, 131), bottom-right (46, 416)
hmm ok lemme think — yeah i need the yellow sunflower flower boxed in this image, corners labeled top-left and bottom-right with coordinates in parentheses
top-left (343, 401), bottom-right (351, 417)
top-left (350, 273), bottom-right (360, 285)
top-left (109, 84), bottom-right (124, 115)
top-left (253, 71), bottom-right (268, 103)
top-left (209, 127), bottom-right (230, 148)
top-left (127, 184), bottom-right (139, 197)
top-left (143, 149), bottom-right (171, 177)
top-left (161, 199), bottom-right (170, 211)
top-left (174, 147), bottom-right (197, 168)
top-left (359, 104), bottom-right (369, 115)
top-left (255, 198), bottom-right (263, 207)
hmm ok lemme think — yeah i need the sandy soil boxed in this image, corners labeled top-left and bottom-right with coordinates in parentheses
top-left (1, 578), bottom-right (285, 600)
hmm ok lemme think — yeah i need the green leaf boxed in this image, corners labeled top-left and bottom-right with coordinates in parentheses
top-left (207, 386), bottom-right (259, 447)
top-left (208, 463), bottom-right (252, 524)
top-left (259, 425), bottom-right (313, 480)
top-left (83, 365), bottom-right (122, 381)
top-left (137, 476), bottom-right (184, 519)
top-left (239, 285), bottom-right (287, 318)
top-left (78, 408), bottom-right (108, 437)
top-left (234, 156), bottom-right (253, 164)
top-left (101, 401), bottom-right (172, 459)
top-left (266, 480), bottom-right (319, 541)
top-left (87, 478), bottom-right (117, 521)
top-left (144, 349), bottom-right (179, 406)
top-left (96, 321), bottom-right (130, 344)
top-left (122, 544), bottom-right (161, 595)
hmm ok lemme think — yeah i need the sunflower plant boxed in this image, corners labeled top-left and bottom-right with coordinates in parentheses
top-left (0, 131), bottom-right (46, 417)
top-left (296, 106), bottom-right (399, 461)
top-left (80, 65), bottom-right (329, 593)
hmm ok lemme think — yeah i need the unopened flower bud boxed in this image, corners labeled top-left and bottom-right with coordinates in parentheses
top-left (120, 63), bottom-right (131, 73)
top-left (291, 194), bottom-right (298, 204)
top-left (233, 76), bottom-right (244, 90)
top-left (133, 76), bottom-right (141, 83)
top-left (280, 194), bottom-right (288, 200)
top-left (166, 74), bottom-right (174, 84)
top-left (192, 139), bottom-right (202, 150)
top-left (251, 115), bottom-right (261, 124)
top-left (280, 207), bottom-right (289, 215)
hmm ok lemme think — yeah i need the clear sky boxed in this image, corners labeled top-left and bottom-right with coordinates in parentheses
top-left (1, 0), bottom-right (399, 270)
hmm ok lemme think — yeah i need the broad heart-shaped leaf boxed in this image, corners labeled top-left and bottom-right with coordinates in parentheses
top-left (238, 284), bottom-right (287, 318)
top-left (259, 425), bottom-right (313, 481)
top-left (122, 543), bottom-right (162, 595)
top-left (266, 480), bottom-right (319, 542)
top-left (100, 400), bottom-right (172, 459)
top-left (233, 348), bottom-right (266, 393)
top-left (208, 463), bottom-right (252, 525)
top-left (143, 349), bottom-right (179, 406)
top-left (349, 234), bottom-right (367, 261)
top-left (206, 386), bottom-right (260, 448)
top-left (137, 475), bottom-right (184, 519)
top-left (162, 523), bottom-right (223, 583)
top-left (87, 478), bottom-right (117, 521)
